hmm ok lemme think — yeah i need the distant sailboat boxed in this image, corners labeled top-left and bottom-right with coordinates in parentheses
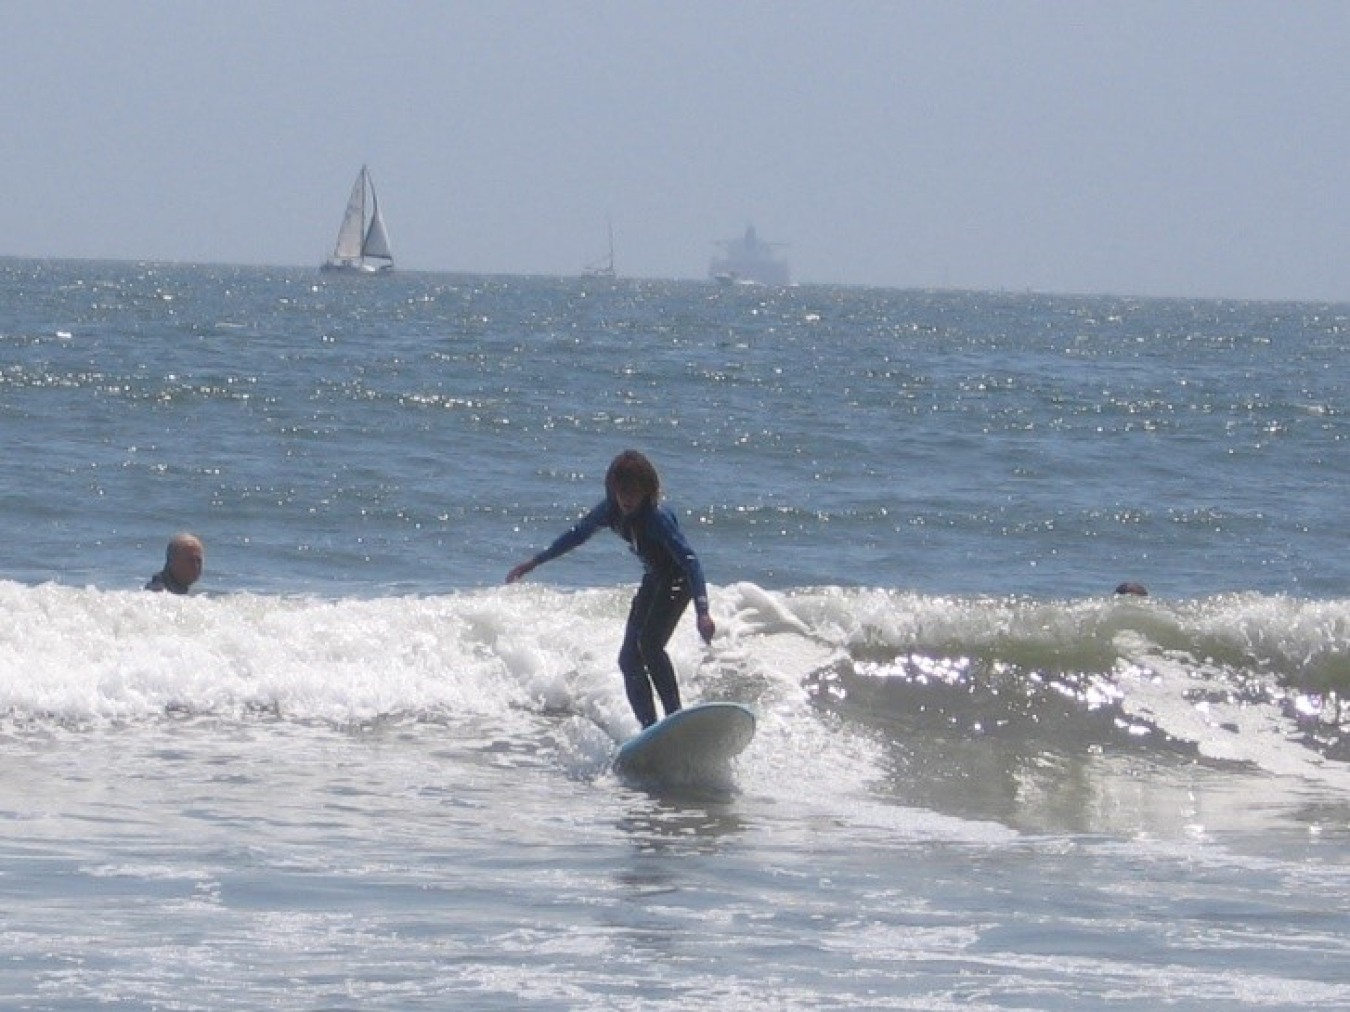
top-left (321, 166), bottom-right (394, 274)
top-left (582, 221), bottom-right (617, 279)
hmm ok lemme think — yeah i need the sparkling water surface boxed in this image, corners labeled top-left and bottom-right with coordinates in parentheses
top-left (1, 259), bottom-right (1347, 1009)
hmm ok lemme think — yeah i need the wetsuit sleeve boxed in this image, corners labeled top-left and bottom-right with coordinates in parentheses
top-left (532, 501), bottom-right (612, 566)
top-left (652, 506), bottom-right (711, 616)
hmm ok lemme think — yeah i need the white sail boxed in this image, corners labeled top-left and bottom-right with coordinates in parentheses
top-left (361, 194), bottom-right (393, 261)
top-left (331, 171), bottom-right (368, 260)
top-left (323, 166), bottom-right (394, 273)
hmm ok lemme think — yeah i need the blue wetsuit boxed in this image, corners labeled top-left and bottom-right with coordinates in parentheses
top-left (532, 499), bottom-right (710, 727)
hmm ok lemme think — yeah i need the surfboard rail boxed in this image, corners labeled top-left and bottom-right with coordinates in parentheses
top-left (613, 701), bottom-right (756, 781)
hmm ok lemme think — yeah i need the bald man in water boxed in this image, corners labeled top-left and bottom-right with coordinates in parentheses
top-left (146, 533), bottom-right (205, 594)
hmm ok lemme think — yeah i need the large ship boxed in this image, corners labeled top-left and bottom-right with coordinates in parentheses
top-left (709, 224), bottom-right (790, 286)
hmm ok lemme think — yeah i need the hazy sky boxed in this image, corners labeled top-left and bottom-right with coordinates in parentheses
top-left (2, 1), bottom-right (1346, 301)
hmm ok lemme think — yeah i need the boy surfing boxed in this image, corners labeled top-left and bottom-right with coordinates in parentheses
top-left (507, 450), bottom-right (715, 728)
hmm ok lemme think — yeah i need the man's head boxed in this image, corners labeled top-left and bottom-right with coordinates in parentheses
top-left (165, 533), bottom-right (205, 589)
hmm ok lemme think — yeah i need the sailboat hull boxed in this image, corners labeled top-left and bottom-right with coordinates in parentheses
top-left (320, 259), bottom-right (393, 275)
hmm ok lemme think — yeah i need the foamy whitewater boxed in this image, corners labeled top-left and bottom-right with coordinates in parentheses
top-left (1, 259), bottom-right (1347, 1009)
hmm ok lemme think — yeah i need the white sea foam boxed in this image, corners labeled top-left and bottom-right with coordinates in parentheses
top-left (4, 581), bottom-right (1345, 791)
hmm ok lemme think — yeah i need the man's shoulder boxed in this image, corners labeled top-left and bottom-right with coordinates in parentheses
top-left (146, 571), bottom-right (188, 594)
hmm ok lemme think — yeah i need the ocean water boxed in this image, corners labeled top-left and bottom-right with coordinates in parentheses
top-left (1, 257), bottom-right (1347, 1010)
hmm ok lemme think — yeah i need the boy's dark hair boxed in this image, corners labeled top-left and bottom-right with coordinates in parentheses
top-left (605, 449), bottom-right (661, 504)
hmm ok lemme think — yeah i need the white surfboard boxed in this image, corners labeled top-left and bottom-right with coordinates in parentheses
top-left (613, 701), bottom-right (756, 781)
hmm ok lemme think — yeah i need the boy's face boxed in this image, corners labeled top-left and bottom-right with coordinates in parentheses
top-left (614, 481), bottom-right (645, 516)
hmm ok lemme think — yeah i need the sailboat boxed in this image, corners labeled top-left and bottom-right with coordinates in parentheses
top-left (321, 165), bottom-right (394, 274)
top-left (581, 221), bottom-right (617, 279)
